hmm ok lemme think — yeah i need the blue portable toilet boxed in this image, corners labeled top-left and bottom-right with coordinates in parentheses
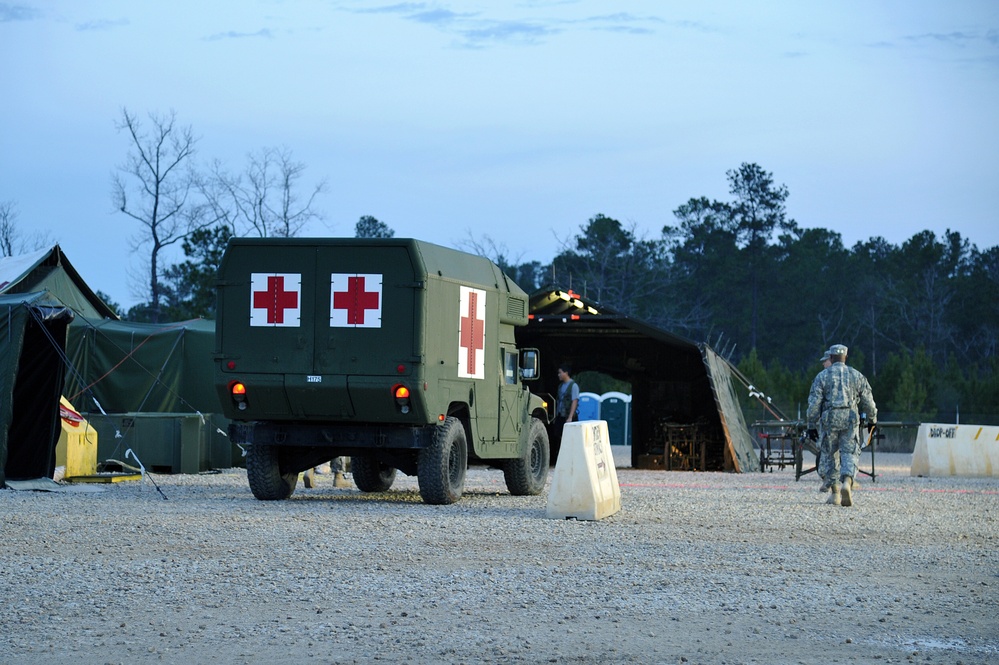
top-left (577, 392), bottom-right (601, 421)
top-left (600, 391), bottom-right (632, 446)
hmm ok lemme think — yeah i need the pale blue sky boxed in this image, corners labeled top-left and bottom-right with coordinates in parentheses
top-left (2, 1), bottom-right (997, 310)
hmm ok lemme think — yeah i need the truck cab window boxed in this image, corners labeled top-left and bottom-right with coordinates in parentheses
top-left (504, 349), bottom-right (518, 384)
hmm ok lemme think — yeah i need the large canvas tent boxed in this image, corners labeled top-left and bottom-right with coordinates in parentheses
top-left (1, 246), bottom-right (217, 416)
top-left (64, 318), bottom-right (218, 415)
top-left (62, 318), bottom-right (230, 472)
top-left (521, 289), bottom-right (759, 472)
top-left (1, 247), bottom-right (231, 473)
top-left (0, 292), bottom-right (74, 487)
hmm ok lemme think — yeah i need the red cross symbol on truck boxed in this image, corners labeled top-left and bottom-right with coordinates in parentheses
top-left (333, 276), bottom-right (380, 325)
top-left (330, 273), bottom-right (382, 328)
top-left (251, 274), bottom-right (300, 326)
top-left (459, 286), bottom-right (485, 378)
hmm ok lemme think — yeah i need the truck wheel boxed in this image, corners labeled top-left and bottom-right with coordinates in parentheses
top-left (246, 444), bottom-right (298, 500)
top-left (504, 417), bottom-right (549, 495)
top-left (351, 454), bottom-right (397, 492)
top-left (418, 416), bottom-right (467, 505)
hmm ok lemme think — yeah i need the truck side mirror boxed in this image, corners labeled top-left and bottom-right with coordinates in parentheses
top-left (520, 349), bottom-right (540, 381)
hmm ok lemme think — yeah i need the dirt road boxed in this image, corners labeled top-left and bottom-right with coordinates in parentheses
top-left (2, 453), bottom-right (996, 664)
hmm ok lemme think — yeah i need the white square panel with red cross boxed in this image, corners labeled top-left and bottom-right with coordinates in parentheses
top-left (330, 273), bottom-right (382, 328)
top-left (249, 273), bottom-right (302, 327)
top-left (458, 285), bottom-right (485, 379)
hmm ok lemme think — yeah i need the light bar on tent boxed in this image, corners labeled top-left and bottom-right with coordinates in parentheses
top-left (552, 290), bottom-right (599, 316)
top-left (529, 291), bottom-right (601, 321)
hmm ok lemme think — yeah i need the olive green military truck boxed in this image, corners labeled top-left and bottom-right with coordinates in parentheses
top-left (214, 237), bottom-right (550, 504)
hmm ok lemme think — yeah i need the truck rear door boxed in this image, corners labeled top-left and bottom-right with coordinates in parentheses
top-left (314, 244), bottom-right (418, 376)
top-left (220, 243), bottom-right (319, 376)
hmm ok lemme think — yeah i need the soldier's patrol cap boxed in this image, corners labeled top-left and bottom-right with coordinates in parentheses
top-left (819, 350), bottom-right (830, 361)
top-left (828, 344), bottom-right (848, 356)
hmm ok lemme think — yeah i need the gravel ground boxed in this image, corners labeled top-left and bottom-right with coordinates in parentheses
top-left (2, 450), bottom-right (997, 665)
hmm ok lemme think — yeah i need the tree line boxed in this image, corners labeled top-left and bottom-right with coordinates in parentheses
top-left (4, 109), bottom-right (996, 425)
top-left (538, 164), bottom-right (998, 426)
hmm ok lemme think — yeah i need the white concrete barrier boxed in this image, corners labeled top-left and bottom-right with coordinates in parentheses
top-left (547, 420), bottom-right (621, 520)
top-left (911, 423), bottom-right (999, 477)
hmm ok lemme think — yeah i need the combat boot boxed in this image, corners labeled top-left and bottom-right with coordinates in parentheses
top-left (826, 483), bottom-right (841, 505)
top-left (818, 479), bottom-right (832, 493)
top-left (840, 475), bottom-right (854, 507)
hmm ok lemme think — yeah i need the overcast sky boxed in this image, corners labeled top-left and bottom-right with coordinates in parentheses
top-left (2, 1), bottom-right (997, 311)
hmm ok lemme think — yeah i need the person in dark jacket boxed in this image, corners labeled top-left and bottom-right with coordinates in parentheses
top-left (550, 363), bottom-right (579, 464)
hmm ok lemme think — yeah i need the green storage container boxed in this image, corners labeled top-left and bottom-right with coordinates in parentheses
top-left (88, 412), bottom-right (238, 473)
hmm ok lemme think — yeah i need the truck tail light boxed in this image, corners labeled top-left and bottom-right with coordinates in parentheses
top-left (229, 381), bottom-right (248, 411)
top-left (393, 384), bottom-right (411, 414)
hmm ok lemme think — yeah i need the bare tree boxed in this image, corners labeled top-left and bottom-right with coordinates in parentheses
top-left (0, 200), bottom-right (20, 257)
top-left (201, 147), bottom-right (326, 238)
top-left (112, 108), bottom-right (203, 322)
top-left (457, 232), bottom-right (549, 292)
top-left (456, 232), bottom-right (521, 264)
top-left (0, 200), bottom-right (54, 257)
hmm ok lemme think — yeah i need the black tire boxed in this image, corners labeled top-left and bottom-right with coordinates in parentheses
top-left (418, 416), bottom-right (467, 505)
top-left (504, 418), bottom-right (549, 495)
top-left (246, 444), bottom-right (298, 500)
top-left (351, 454), bottom-right (397, 492)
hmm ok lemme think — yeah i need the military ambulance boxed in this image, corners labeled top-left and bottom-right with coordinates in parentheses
top-left (214, 237), bottom-right (550, 505)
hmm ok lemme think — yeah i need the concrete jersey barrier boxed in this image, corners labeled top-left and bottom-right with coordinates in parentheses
top-left (547, 420), bottom-right (621, 520)
top-left (910, 423), bottom-right (999, 477)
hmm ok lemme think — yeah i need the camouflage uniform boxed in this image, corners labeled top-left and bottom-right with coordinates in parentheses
top-left (807, 345), bottom-right (877, 501)
top-left (814, 351), bottom-right (835, 490)
top-left (816, 429), bottom-right (837, 487)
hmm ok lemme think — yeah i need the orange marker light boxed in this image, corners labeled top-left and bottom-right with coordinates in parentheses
top-left (394, 385), bottom-right (410, 399)
top-left (231, 382), bottom-right (246, 396)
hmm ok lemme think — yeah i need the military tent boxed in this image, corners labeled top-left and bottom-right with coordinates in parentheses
top-left (0, 292), bottom-right (75, 487)
top-left (520, 288), bottom-right (759, 472)
top-left (1, 247), bottom-right (231, 473)
top-left (61, 317), bottom-right (230, 471)
top-left (64, 318), bottom-right (218, 415)
top-left (0, 246), bottom-right (217, 416)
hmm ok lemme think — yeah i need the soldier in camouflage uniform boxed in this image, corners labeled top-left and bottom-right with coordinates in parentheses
top-left (807, 344), bottom-right (877, 507)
